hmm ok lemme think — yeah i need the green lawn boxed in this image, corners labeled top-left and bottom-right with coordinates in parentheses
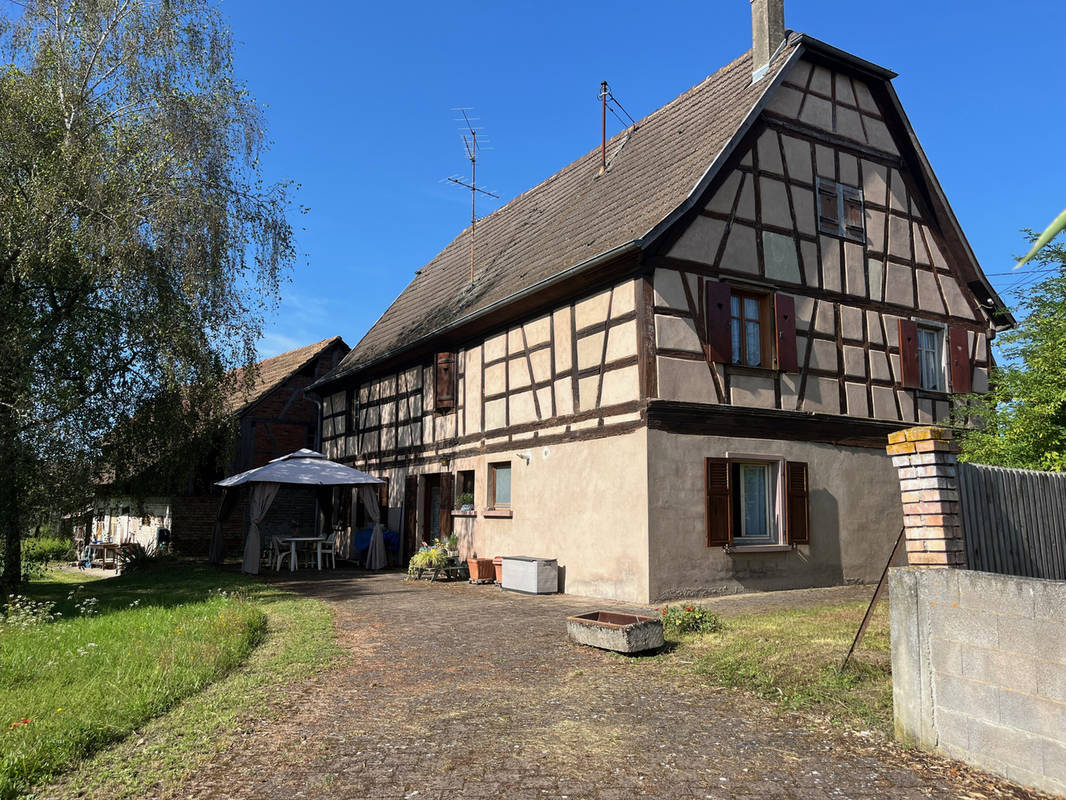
top-left (1, 564), bottom-right (340, 799)
top-left (668, 600), bottom-right (892, 732)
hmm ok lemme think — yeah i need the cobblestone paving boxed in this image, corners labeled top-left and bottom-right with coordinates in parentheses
top-left (178, 572), bottom-right (1037, 800)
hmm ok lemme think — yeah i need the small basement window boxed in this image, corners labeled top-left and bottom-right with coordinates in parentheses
top-left (488, 462), bottom-right (511, 509)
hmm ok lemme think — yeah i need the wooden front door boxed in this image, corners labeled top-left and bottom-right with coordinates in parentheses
top-left (402, 475), bottom-right (418, 562)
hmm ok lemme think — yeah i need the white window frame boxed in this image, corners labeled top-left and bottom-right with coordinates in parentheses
top-left (725, 453), bottom-right (787, 550)
top-left (911, 317), bottom-right (949, 393)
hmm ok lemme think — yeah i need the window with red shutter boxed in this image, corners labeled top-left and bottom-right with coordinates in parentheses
top-left (435, 352), bottom-right (456, 412)
top-left (704, 457), bottom-right (809, 549)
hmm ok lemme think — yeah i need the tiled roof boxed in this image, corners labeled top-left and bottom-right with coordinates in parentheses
top-left (330, 40), bottom-right (799, 380)
top-left (228, 337), bottom-right (347, 414)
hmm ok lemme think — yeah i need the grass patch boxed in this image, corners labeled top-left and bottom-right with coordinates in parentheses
top-left (674, 600), bottom-right (891, 732)
top-left (37, 567), bottom-right (341, 800)
top-left (0, 564), bottom-right (340, 799)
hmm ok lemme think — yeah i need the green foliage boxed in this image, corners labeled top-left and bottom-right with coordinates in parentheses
top-left (115, 543), bottom-right (172, 574)
top-left (659, 604), bottom-right (722, 635)
top-left (38, 566), bottom-right (340, 800)
top-left (455, 492), bottom-right (475, 509)
top-left (0, 566), bottom-right (268, 798)
top-left (0, 0), bottom-right (297, 584)
top-left (952, 237), bottom-right (1066, 471)
top-left (408, 541), bottom-right (449, 573)
top-left (21, 537), bottom-right (71, 566)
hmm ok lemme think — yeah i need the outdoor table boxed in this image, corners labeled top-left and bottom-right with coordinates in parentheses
top-left (85, 542), bottom-right (119, 569)
top-left (279, 536), bottom-right (327, 572)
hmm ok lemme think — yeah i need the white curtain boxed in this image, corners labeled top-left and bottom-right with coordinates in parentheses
top-left (242, 482), bottom-right (281, 574)
top-left (360, 485), bottom-right (386, 570)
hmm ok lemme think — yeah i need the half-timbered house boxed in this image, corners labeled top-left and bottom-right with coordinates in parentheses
top-left (312, 0), bottom-right (1010, 603)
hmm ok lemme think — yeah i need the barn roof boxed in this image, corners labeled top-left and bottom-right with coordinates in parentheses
top-left (229, 336), bottom-right (347, 415)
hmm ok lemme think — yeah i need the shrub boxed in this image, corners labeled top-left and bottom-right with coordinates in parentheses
top-left (660, 604), bottom-right (722, 636)
top-left (408, 541), bottom-right (449, 574)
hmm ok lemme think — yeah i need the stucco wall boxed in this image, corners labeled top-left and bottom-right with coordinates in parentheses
top-left (646, 429), bottom-right (901, 600)
top-left (376, 429), bottom-right (650, 603)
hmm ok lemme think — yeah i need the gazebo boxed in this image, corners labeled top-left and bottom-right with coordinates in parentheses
top-left (208, 449), bottom-right (385, 574)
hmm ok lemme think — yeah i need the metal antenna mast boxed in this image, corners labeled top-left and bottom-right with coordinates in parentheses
top-left (447, 109), bottom-right (499, 282)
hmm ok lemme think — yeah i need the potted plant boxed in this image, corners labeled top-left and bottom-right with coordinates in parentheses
top-left (455, 492), bottom-right (475, 512)
top-left (467, 553), bottom-right (495, 582)
top-left (444, 532), bottom-right (459, 557)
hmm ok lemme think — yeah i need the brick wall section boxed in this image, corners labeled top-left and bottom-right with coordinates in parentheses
top-left (887, 426), bottom-right (965, 567)
top-left (890, 567), bottom-right (1066, 796)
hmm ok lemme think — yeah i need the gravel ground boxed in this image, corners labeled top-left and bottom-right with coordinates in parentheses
top-left (165, 571), bottom-right (1047, 800)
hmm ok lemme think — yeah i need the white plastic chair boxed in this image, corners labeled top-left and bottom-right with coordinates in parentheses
top-left (271, 536), bottom-right (293, 572)
top-left (319, 532), bottom-right (337, 569)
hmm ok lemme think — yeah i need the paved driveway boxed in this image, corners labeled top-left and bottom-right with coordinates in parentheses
top-left (182, 572), bottom-right (1035, 800)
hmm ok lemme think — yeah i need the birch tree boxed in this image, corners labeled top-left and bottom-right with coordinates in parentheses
top-left (0, 0), bottom-right (295, 585)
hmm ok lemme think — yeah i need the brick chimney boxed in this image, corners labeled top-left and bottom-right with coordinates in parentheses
top-left (751, 0), bottom-right (785, 81)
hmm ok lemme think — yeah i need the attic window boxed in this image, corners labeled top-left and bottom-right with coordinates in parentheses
top-left (816, 178), bottom-right (865, 243)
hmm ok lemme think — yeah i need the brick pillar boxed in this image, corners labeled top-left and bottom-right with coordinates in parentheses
top-left (886, 426), bottom-right (966, 568)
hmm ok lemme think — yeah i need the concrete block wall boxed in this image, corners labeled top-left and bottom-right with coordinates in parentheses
top-left (889, 567), bottom-right (1066, 796)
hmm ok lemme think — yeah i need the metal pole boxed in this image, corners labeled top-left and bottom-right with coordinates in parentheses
top-left (600, 81), bottom-right (608, 172)
top-left (470, 129), bottom-right (476, 282)
top-left (841, 527), bottom-right (906, 670)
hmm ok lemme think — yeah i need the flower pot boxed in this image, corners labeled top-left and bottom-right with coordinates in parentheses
top-left (467, 557), bottom-right (494, 582)
top-left (492, 555), bottom-right (503, 583)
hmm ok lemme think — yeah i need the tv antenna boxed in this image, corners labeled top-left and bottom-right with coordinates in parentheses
top-left (447, 109), bottom-right (499, 282)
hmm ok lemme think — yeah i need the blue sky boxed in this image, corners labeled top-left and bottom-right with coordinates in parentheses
top-left (219, 1), bottom-right (1066, 358)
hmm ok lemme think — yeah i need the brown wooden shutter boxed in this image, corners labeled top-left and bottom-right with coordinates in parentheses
top-left (785, 461), bottom-right (810, 545)
top-left (435, 352), bottom-right (456, 412)
top-left (817, 179), bottom-right (839, 232)
top-left (773, 293), bottom-right (798, 372)
top-left (439, 472), bottom-right (454, 539)
top-left (705, 458), bottom-right (732, 547)
top-left (948, 327), bottom-right (971, 394)
top-left (705, 281), bottom-right (732, 364)
top-left (842, 186), bottom-right (865, 240)
top-left (897, 319), bottom-right (921, 388)
top-left (402, 475), bottom-right (418, 561)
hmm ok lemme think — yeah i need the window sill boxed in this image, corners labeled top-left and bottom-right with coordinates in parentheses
top-left (451, 510), bottom-right (476, 518)
top-left (483, 509), bottom-right (513, 519)
top-left (725, 364), bottom-right (778, 376)
top-left (725, 544), bottom-right (795, 554)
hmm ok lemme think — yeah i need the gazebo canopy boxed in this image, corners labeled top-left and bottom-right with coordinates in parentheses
top-left (210, 449), bottom-right (387, 574)
top-left (215, 448), bottom-right (383, 488)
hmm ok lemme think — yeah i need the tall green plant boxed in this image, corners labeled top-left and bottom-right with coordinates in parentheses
top-left (0, 0), bottom-right (297, 585)
top-left (953, 237), bottom-right (1066, 471)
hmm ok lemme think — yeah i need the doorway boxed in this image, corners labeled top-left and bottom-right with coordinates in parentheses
top-left (422, 474), bottom-right (441, 545)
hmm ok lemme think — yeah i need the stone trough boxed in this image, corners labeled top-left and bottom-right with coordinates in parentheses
top-left (566, 611), bottom-right (664, 654)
